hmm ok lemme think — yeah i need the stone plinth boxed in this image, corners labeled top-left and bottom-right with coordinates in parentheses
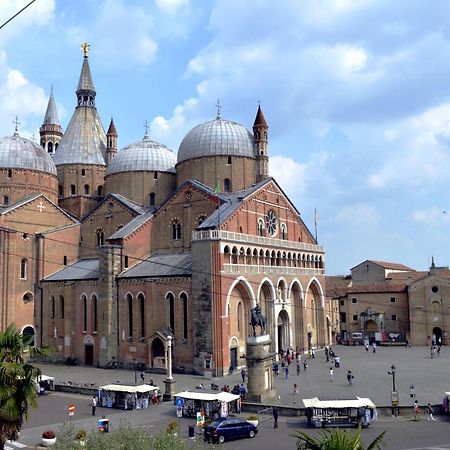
top-left (245, 335), bottom-right (278, 403)
top-left (163, 378), bottom-right (176, 402)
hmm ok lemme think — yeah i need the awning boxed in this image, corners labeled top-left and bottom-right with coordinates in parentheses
top-left (38, 375), bottom-right (55, 382)
top-left (303, 397), bottom-right (376, 409)
top-left (99, 384), bottom-right (159, 393)
top-left (175, 391), bottom-right (240, 402)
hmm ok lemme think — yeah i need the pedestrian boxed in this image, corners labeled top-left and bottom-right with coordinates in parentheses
top-left (437, 346), bottom-right (441, 357)
top-left (311, 349), bottom-right (315, 359)
top-left (372, 343), bottom-right (376, 353)
top-left (414, 400), bottom-right (420, 421)
top-left (329, 367), bottom-right (333, 382)
top-left (347, 370), bottom-right (353, 386)
top-left (296, 360), bottom-right (301, 376)
top-left (239, 383), bottom-right (247, 400)
top-left (273, 361), bottom-right (279, 376)
top-left (405, 339), bottom-right (410, 348)
top-left (149, 377), bottom-right (154, 386)
top-left (284, 365), bottom-right (289, 380)
top-left (325, 346), bottom-right (329, 362)
top-left (303, 360), bottom-right (308, 371)
top-left (293, 383), bottom-right (299, 394)
top-left (273, 406), bottom-right (279, 428)
top-left (365, 343), bottom-right (369, 352)
top-left (140, 372), bottom-right (145, 383)
top-left (431, 345), bottom-right (435, 358)
top-left (334, 355), bottom-right (340, 368)
top-left (91, 395), bottom-right (97, 415)
top-left (241, 368), bottom-right (247, 383)
top-left (426, 403), bottom-right (436, 421)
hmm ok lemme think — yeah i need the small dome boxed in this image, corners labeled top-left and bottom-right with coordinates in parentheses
top-left (177, 118), bottom-right (255, 163)
top-left (0, 134), bottom-right (57, 175)
top-left (107, 136), bottom-right (176, 175)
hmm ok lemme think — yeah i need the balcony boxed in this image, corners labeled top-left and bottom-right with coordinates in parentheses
top-left (223, 264), bottom-right (323, 276)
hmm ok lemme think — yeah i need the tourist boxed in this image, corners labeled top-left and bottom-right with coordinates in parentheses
top-left (293, 383), bottom-right (299, 394)
top-left (372, 343), bottom-right (376, 353)
top-left (273, 406), bottom-right (279, 428)
top-left (329, 367), bottom-right (333, 382)
top-left (347, 370), bottom-right (354, 386)
top-left (303, 360), bottom-right (308, 371)
top-left (426, 403), bottom-right (436, 421)
top-left (241, 368), bottom-right (247, 383)
top-left (91, 395), bottom-right (97, 415)
top-left (334, 355), bottom-right (340, 368)
top-left (414, 400), bottom-right (420, 421)
top-left (284, 365), bottom-right (289, 380)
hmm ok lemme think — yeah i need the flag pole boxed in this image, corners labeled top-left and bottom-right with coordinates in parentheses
top-left (314, 207), bottom-right (318, 243)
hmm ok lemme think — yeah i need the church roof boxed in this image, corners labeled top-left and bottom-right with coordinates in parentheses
top-left (52, 53), bottom-right (106, 166)
top-left (44, 258), bottom-right (99, 282)
top-left (0, 134), bottom-right (57, 174)
top-left (106, 135), bottom-right (176, 175)
top-left (108, 210), bottom-right (154, 240)
top-left (118, 252), bottom-right (192, 278)
top-left (43, 90), bottom-right (60, 125)
top-left (177, 117), bottom-right (255, 163)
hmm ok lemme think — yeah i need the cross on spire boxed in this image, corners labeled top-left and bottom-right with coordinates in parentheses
top-left (216, 99), bottom-right (222, 119)
top-left (13, 116), bottom-right (20, 135)
top-left (143, 120), bottom-right (149, 138)
top-left (80, 42), bottom-right (90, 58)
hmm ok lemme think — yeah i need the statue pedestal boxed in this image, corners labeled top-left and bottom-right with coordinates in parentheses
top-left (245, 335), bottom-right (278, 403)
top-left (163, 378), bottom-right (176, 402)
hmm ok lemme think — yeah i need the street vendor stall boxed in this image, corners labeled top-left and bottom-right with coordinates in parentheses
top-left (37, 375), bottom-right (55, 394)
top-left (98, 384), bottom-right (159, 410)
top-left (174, 391), bottom-right (241, 419)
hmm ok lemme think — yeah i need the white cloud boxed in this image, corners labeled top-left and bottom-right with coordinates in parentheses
top-left (155, 0), bottom-right (188, 14)
top-left (270, 155), bottom-right (308, 196)
top-left (413, 207), bottom-right (446, 223)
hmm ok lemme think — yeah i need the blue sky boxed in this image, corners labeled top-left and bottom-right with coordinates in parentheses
top-left (2, 0), bottom-right (450, 275)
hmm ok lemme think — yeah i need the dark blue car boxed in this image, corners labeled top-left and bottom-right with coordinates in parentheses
top-left (204, 417), bottom-right (258, 444)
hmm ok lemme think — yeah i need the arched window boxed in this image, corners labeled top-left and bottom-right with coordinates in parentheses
top-left (81, 169), bottom-right (86, 176)
top-left (96, 229), bottom-right (105, 246)
top-left (3, 196), bottom-right (8, 206)
top-left (82, 295), bottom-right (87, 332)
top-left (92, 294), bottom-right (98, 332)
top-left (281, 223), bottom-right (287, 240)
top-left (84, 184), bottom-right (90, 195)
top-left (20, 259), bottom-right (27, 279)
top-left (8, 169), bottom-right (12, 178)
top-left (23, 292), bottom-right (33, 304)
top-left (124, 255), bottom-right (129, 268)
top-left (70, 184), bottom-right (76, 195)
top-left (55, 142), bottom-right (59, 150)
top-left (181, 293), bottom-right (188, 339)
top-left (50, 296), bottom-right (55, 319)
top-left (58, 185), bottom-right (63, 196)
top-left (224, 178), bottom-right (232, 192)
top-left (138, 293), bottom-right (145, 338)
top-left (153, 172), bottom-right (158, 180)
top-left (227, 156), bottom-right (232, 165)
top-left (198, 215), bottom-right (207, 226)
top-left (172, 220), bottom-right (181, 240)
top-left (167, 292), bottom-right (175, 333)
top-left (48, 142), bottom-right (53, 153)
top-left (257, 219), bottom-right (264, 236)
top-left (63, 256), bottom-right (68, 265)
top-left (237, 302), bottom-right (243, 332)
top-left (59, 295), bottom-right (64, 319)
top-left (127, 293), bottom-right (133, 337)
top-left (97, 185), bottom-right (103, 196)
top-left (149, 192), bottom-right (156, 206)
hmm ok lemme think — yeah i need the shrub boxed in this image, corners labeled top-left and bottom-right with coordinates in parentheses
top-left (42, 430), bottom-right (56, 439)
top-left (75, 429), bottom-right (86, 441)
top-left (166, 421), bottom-right (178, 434)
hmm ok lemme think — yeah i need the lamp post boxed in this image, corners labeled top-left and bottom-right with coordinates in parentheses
top-left (388, 364), bottom-right (398, 416)
top-left (133, 358), bottom-right (137, 384)
top-left (167, 336), bottom-right (173, 380)
top-left (163, 335), bottom-right (175, 401)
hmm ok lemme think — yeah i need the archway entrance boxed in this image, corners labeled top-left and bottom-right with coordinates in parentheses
top-left (364, 319), bottom-right (378, 343)
top-left (83, 335), bottom-right (94, 365)
top-left (433, 327), bottom-right (442, 346)
top-left (151, 337), bottom-right (165, 368)
top-left (277, 310), bottom-right (290, 353)
top-left (22, 326), bottom-right (35, 346)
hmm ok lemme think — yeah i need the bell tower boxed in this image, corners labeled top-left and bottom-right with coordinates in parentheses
top-left (39, 86), bottom-right (63, 155)
top-left (106, 118), bottom-right (118, 164)
top-left (253, 104), bottom-right (269, 182)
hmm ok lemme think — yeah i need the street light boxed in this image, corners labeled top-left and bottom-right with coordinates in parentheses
top-left (133, 358), bottom-right (137, 384)
top-left (387, 364), bottom-right (398, 416)
top-left (167, 336), bottom-right (173, 380)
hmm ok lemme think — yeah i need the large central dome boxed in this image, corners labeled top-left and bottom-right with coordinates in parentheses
top-left (177, 118), bottom-right (255, 163)
top-left (0, 134), bottom-right (57, 175)
top-left (107, 136), bottom-right (176, 175)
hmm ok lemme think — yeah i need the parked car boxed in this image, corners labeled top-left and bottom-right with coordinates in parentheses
top-left (204, 417), bottom-right (258, 444)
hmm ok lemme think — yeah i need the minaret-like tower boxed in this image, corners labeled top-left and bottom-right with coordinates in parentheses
top-left (106, 118), bottom-right (118, 164)
top-left (39, 86), bottom-right (63, 154)
top-left (253, 104), bottom-right (269, 182)
top-left (52, 43), bottom-right (107, 218)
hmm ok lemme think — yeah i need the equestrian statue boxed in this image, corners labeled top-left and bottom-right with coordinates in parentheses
top-left (249, 304), bottom-right (267, 337)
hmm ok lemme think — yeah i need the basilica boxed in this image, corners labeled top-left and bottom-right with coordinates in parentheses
top-left (0, 47), bottom-right (332, 376)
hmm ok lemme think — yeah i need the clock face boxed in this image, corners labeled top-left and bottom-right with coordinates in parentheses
top-left (265, 210), bottom-right (277, 236)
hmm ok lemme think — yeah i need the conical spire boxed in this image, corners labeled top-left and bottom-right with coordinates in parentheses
top-left (431, 256), bottom-right (436, 269)
top-left (76, 43), bottom-right (96, 106)
top-left (43, 86), bottom-right (60, 125)
top-left (107, 118), bottom-right (117, 136)
top-left (253, 104), bottom-right (267, 127)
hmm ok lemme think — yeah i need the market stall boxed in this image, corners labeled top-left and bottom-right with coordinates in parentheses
top-left (98, 384), bottom-right (159, 410)
top-left (174, 391), bottom-right (241, 419)
top-left (37, 375), bottom-right (55, 394)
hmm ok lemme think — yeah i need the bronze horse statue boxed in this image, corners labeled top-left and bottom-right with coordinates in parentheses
top-left (250, 305), bottom-right (267, 337)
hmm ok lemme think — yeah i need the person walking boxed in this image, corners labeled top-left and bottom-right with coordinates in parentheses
top-left (303, 360), bottom-right (308, 371)
top-left (284, 365), bottom-right (289, 380)
top-left (325, 346), bottom-right (329, 362)
top-left (241, 368), bottom-right (247, 383)
top-left (293, 383), bottom-right (299, 395)
top-left (273, 406), bottom-right (279, 428)
top-left (296, 360), bottom-right (301, 376)
top-left (414, 400), bottom-right (420, 421)
top-left (427, 403), bottom-right (436, 421)
top-left (347, 370), bottom-right (353, 386)
top-left (91, 395), bottom-right (97, 415)
top-left (334, 355), bottom-right (340, 368)
top-left (140, 372), bottom-right (145, 383)
top-left (329, 367), bottom-right (333, 382)
top-left (372, 343), bottom-right (376, 353)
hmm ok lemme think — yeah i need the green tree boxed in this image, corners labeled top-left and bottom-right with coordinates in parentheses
top-left (0, 324), bottom-right (51, 449)
top-left (292, 427), bottom-right (386, 450)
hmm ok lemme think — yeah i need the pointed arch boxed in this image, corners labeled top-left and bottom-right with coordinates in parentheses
top-left (224, 276), bottom-right (256, 316)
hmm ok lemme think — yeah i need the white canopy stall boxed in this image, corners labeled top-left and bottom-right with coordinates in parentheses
top-left (98, 384), bottom-right (160, 410)
top-left (174, 390), bottom-right (241, 419)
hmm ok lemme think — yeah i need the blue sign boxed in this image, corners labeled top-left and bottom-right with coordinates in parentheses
top-left (176, 398), bottom-right (184, 407)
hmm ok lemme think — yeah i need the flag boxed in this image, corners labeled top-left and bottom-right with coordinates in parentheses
top-left (214, 179), bottom-right (220, 208)
top-left (314, 207), bottom-right (317, 227)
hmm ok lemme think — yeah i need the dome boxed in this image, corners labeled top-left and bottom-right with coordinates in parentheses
top-left (177, 118), bottom-right (255, 163)
top-left (0, 134), bottom-right (57, 175)
top-left (107, 136), bottom-right (176, 175)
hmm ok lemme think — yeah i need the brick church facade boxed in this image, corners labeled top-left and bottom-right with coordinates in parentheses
top-left (0, 47), bottom-right (334, 376)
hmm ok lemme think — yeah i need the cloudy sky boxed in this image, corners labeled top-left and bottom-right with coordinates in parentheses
top-left (2, 0), bottom-right (450, 274)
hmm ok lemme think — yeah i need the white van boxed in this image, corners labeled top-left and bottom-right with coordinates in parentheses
top-left (351, 332), bottom-right (364, 345)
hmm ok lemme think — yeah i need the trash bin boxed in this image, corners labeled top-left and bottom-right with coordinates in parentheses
top-left (188, 425), bottom-right (195, 438)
